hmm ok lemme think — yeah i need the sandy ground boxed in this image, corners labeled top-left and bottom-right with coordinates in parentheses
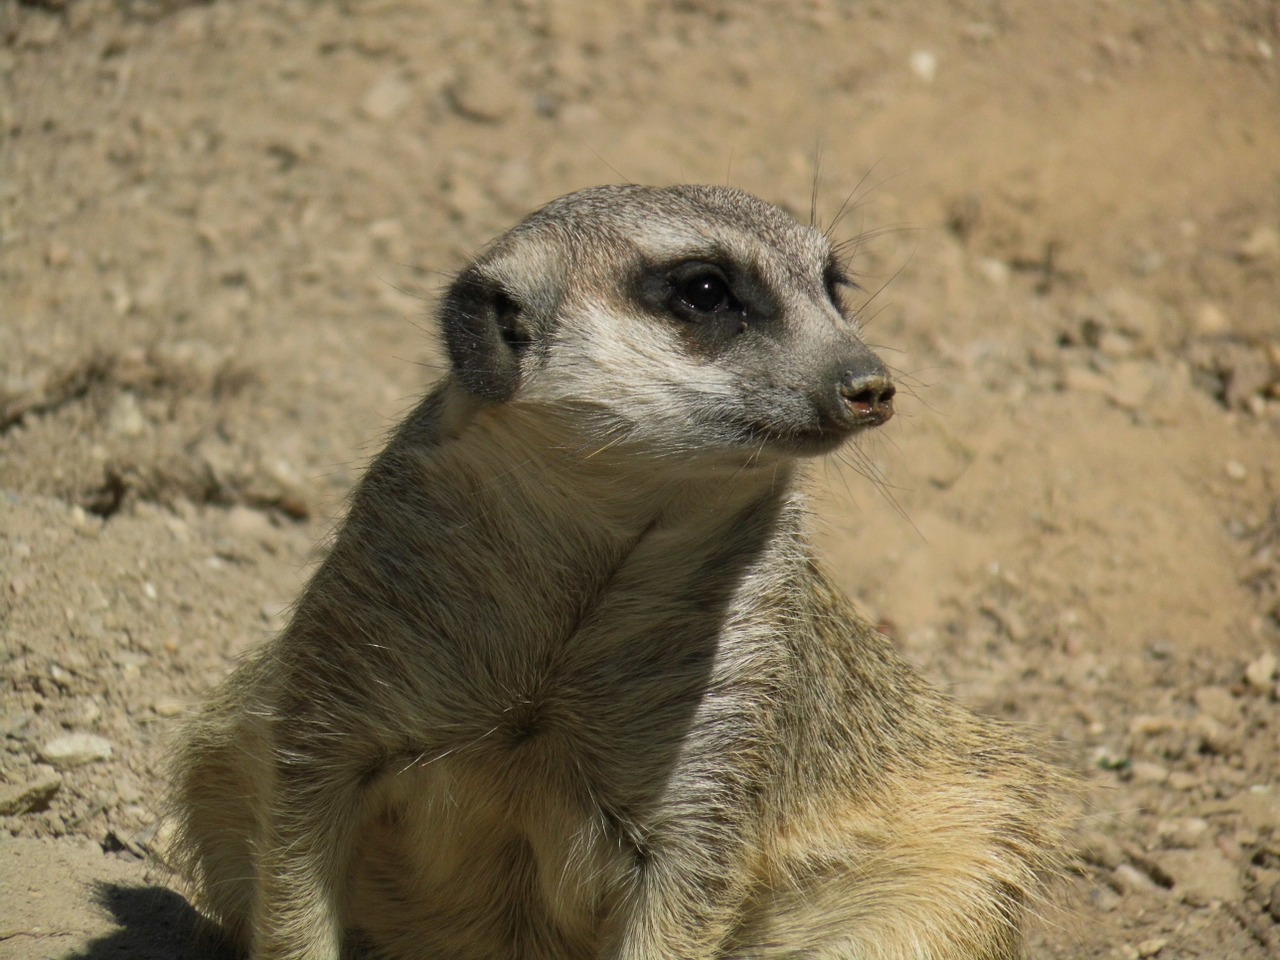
top-left (2, 1), bottom-right (1279, 957)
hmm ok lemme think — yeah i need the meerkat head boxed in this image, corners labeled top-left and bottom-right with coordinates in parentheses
top-left (439, 184), bottom-right (894, 463)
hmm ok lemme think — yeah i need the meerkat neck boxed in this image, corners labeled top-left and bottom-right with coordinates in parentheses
top-left (422, 382), bottom-right (802, 546)
top-left (331, 385), bottom-right (807, 678)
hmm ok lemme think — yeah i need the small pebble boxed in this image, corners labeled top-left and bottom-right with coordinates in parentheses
top-left (1060, 366), bottom-right (1111, 395)
top-left (45, 242), bottom-right (71, 267)
top-left (38, 733), bottom-right (113, 767)
top-left (1080, 830), bottom-right (1125, 869)
top-left (976, 258), bottom-right (1010, 286)
top-left (1106, 361), bottom-right (1156, 410)
top-left (1238, 225), bottom-right (1280, 262)
top-left (1192, 685), bottom-right (1238, 723)
top-left (447, 70), bottom-right (520, 123)
top-left (114, 776), bottom-right (143, 806)
top-left (18, 12), bottom-right (62, 48)
top-left (1098, 330), bottom-right (1134, 358)
top-left (1193, 302), bottom-right (1229, 335)
top-left (1158, 816), bottom-right (1209, 848)
top-left (1113, 863), bottom-right (1158, 894)
top-left (1161, 847), bottom-right (1244, 904)
top-left (1129, 714), bottom-right (1178, 736)
top-left (1223, 460), bottom-right (1247, 482)
top-left (226, 504), bottom-right (274, 540)
top-left (1101, 288), bottom-right (1161, 346)
top-left (1130, 761), bottom-right (1170, 785)
top-left (1234, 785), bottom-right (1280, 832)
top-left (105, 392), bottom-right (147, 437)
top-left (152, 697), bottom-right (186, 718)
top-left (1137, 938), bottom-right (1168, 958)
top-left (1090, 885), bottom-right (1121, 912)
top-left (0, 709), bottom-right (31, 738)
top-left (908, 50), bottom-right (938, 82)
top-left (1191, 714), bottom-right (1234, 755)
top-left (359, 70), bottom-right (413, 121)
top-left (0, 768), bottom-right (63, 815)
top-left (1244, 652), bottom-right (1277, 693)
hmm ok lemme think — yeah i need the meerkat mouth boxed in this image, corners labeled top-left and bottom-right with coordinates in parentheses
top-left (742, 420), bottom-right (882, 458)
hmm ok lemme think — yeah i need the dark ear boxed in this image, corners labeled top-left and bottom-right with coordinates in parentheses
top-left (439, 266), bottom-right (534, 403)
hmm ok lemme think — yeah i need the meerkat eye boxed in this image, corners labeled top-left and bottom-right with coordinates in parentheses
top-left (673, 269), bottom-right (744, 318)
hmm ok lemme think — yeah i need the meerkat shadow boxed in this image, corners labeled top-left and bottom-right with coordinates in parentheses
top-left (63, 883), bottom-right (240, 960)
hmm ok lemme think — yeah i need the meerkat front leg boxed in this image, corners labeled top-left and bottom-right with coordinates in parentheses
top-left (609, 852), bottom-right (750, 960)
top-left (250, 748), bottom-right (367, 959)
top-left (601, 714), bottom-right (772, 960)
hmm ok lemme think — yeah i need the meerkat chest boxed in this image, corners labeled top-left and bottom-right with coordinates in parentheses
top-left (347, 467), bottom-right (795, 948)
top-left (356, 585), bottom-right (743, 949)
top-left (353, 747), bottom-right (631, 953)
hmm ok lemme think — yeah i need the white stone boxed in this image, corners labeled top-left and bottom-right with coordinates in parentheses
top-left (360, 71), bottom-right (413, 121)
top-left (39, 733), bottom-right (113, 767)
top-left (909, 50), bottom-right (938, 82)
top-left (1244, 652), bottom-right (1277, 693)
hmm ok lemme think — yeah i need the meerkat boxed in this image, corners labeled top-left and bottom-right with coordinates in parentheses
top-left (169, 184), bottom-right (1071, 960)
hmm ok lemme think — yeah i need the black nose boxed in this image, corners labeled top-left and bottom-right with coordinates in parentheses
top-left (838, 370), bottom-right (895, 426)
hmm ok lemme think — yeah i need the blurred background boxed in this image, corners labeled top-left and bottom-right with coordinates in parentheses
top-left (2, 1), bottom-right (1279, 957)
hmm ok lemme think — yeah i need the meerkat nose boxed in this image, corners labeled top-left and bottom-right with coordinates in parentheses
top-left (838, 371), bottom-right (896, 426)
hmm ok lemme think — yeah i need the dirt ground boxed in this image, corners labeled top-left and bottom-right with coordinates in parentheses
top-left (2, 0), bottom-right (1279, 957)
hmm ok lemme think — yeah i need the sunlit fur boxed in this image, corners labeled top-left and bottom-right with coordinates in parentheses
top-left (168, 185), bottom-right (1071, 960)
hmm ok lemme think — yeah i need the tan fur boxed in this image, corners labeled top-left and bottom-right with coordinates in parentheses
top-left (168, 184), bottom-right (1071, 959)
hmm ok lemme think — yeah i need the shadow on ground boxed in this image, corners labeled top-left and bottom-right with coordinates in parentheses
top-left (65, 884), bottom-right (239, 960)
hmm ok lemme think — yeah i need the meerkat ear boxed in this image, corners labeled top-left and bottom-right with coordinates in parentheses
top-left (439, 265), bottom-right (534, 404)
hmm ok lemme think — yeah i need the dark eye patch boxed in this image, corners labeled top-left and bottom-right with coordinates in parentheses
top-left (673, 267), bottom-right (744, 318)
top-left (632, 256), bottom-right (778, 352)
top-left (656, 261), bottom-right (752, 331)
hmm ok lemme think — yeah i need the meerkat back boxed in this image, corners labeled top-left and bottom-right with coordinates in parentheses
top-left (169, 184), bottom-right (1070, 960)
